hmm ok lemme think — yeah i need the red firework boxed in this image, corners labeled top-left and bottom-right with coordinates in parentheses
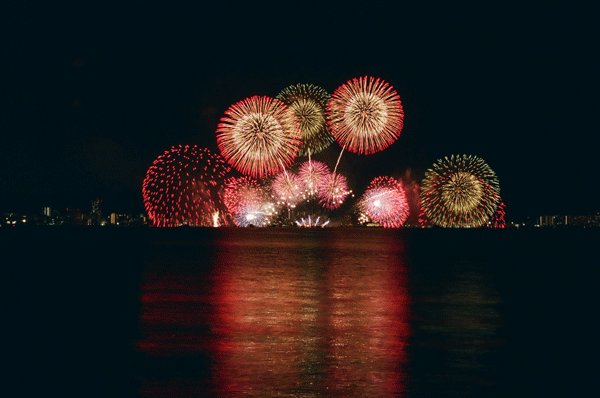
top-left (216, 96), bottom-right (302, 178)
top-left (487, 200), bottom-right (506, 228)
top-left (359, 176), bottom-right (409, 228)
top-left (297, 160), bottom-right (330, 197)
top-left (327, 76), bottom-right (404, 154)
top-left (223, 176), bottom-right (263, 215)
top-left (318, 172), bottom-right (351, 210)
top-left (142, 145), bottom-right (232, 227)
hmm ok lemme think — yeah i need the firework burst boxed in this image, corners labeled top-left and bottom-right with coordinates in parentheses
top-left (327, 76), bottom-right (404, 155)
top-left (276, 84), bottom-right (333, 156)
top-left (142, 145), bottom-right (232, 227)
top-left (318, 172), bottom-right (352, 210)
top-left (216, 96), bottom-right (302, 178)
top-left (272, 170), bottom-right (304, 208)
top-left (359, 176), bottom-right (409, 228)
top-left (223, 176), bottom-right (277, 227)
top-left (420, 155), bottom-right (500, 228)
top-left (297, 160), bottom-right (330, 197)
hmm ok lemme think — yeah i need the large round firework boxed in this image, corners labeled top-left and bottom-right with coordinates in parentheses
top-left (318, 172), bottom-right (351, 210)
top-left (276, 84), bottom-right (333, 156)
top-left (327, 76), bottom-right (404, 154)
top-left (216, 96), bottom-right (302, 178)
top-left (359, 176), bottom-right (409, 228)
top-left (142, 145), bottom-right (232, 227)
top-left (271, 170), bottom-right (304, 208)
top-left (297, 160), bottom-right (330, 197)
top-left (420, 155), bottom-right (500, 228)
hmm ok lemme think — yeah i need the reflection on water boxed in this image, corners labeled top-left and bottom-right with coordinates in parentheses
top-left (138, 229), bottom-right (410, 396)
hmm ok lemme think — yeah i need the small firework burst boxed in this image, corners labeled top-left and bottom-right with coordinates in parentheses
top-left (224, 176), bottom-right (277, 227)
top-left (223, 176), bottom-right (262, 214)
top-left (142, 145), bottom-right (232, 227)
top-left (234, 200), bottom-right (278, 227)
top-left (271, 170), bottom-right (304, 208)
top-left (318, 172), bottom-right (352, 210)
top-left (216, 96), bottom-right (302, 178)
top-left (327, 76), bottom-right (404, 154)
top-left (297, 160), bottom-right (330, 197)
top-left (420, 155), bottom-right (500, 228)
top-left (276, 84), bottom-right (333, 156)
top-left (359, 176), bottom-right (409, 228)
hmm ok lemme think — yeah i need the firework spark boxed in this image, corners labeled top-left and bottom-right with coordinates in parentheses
top-left (318, 172), bottom-right (352, 210)
top-left (420, 155), bottom-right (500, 228)
top-left (216, 96), bottom-right (302, 178)
top-left (142, 145), bottom-right (232, 227)
top-left (359, 176), bottom-right (409, 228)
top-left (327, 76), bottom-right (404, 155)
top-left (276, 84), bottom-right (333, 156)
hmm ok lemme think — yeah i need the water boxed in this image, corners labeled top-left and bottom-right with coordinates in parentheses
top-left (3, 227), bottom-right (599, 397)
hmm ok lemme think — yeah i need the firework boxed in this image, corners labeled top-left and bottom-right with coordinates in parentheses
top-left (359, 176), bottom-right (409, 228)
top-left (142, 145), bottom-right (232, 227)
top-left (297, 160), bottom-right (330, 197)
top-left (327, 76), bottom-right (404, 155)
top-left (318, 172), bottom-right (352, 210)
top-left (223, 176), bottom-right (262, 214)
top-left (223, 176), bottom-right (277, 227)
top-left (216, 96), bottom-right (302, 178)
top-left (488, 200), bottom-right (506, 228)
top-left (271, 170), bottom-right (304, 208)
top-left (295, 215), bottom-right (330, 228)
top-left (420, 155), bottom-right (500, 228)
top-left (234, 201), bottom-right (278, 227)
top-left (276, 84), bottom-right (333, 156)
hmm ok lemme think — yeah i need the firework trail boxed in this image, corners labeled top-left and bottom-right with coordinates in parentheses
top-left (276, 84), bottom-right (333, 157)
top-left (216, 96), bottom-right (301, 178)
top-left (142, 145), bottom-right (232, 227)
top-left (359, 176), bottom-right (409, 228)
top-left (420, 155), bottom-right (500, 228)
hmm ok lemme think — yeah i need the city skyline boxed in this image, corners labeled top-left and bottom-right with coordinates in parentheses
top-left (3, 3), bottom-right (598, 220)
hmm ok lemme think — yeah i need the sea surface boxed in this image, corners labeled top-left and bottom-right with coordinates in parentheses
top-left (3, 227), bottom-right (599, 397)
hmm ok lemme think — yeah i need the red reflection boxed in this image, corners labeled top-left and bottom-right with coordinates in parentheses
top-left (211, 233), bottom-right (410, 396)
top-left (137, 231), bottom-right (411, 396)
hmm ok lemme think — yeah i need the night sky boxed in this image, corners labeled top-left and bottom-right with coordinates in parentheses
top-left (2, 2), bottom-right (598, 221)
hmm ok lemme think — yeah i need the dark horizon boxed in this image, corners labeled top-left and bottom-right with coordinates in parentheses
top-left (2, 2), bottom-right (598, 220)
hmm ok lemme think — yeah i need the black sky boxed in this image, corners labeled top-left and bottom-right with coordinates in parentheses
top-left (2, 1), bottom-right (598, 220)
